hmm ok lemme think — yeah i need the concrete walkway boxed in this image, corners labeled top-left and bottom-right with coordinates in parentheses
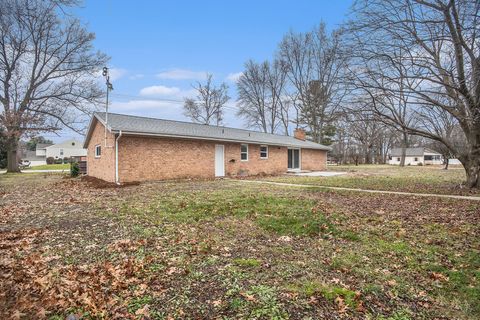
top-left (237, 179), bottom-right (480, 201)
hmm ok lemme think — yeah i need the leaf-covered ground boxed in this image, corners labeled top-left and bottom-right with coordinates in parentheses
top-left (262, 165), bottom-right (480, 196)
top-left (0, 173), bottom-right (479, 319)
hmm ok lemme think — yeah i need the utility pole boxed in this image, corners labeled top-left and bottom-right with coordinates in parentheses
top-left (102, 67), bottom-right (114, 147)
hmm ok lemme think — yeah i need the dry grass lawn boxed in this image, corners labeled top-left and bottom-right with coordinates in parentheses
top-left (0, 170), bottom-right (478, 319)
top-left (263, 164), bottom-right (479, 196)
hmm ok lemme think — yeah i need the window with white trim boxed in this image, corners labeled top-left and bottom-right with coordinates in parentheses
top-left (95, 145), bottom-right (101, 158)
top-left (240, 144), bottom-right (248, 161)
top-left (60, 148), bottom-right (64, 156)
top-left (260, 145), bottom-right (268, 159)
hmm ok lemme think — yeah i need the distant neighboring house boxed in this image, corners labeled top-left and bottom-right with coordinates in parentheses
top-left (448, 158), bottom-right (462, 165)
top-left (21, 139), bottom-right (86, 166)
top-left (45, 139), bottom-right (87, 159)
top-left (389, 147), bottom-right (443, 165)
top-left (21, 150), bottom-right (49, 166)
top-left (35, 143), bottom-right (52, 157)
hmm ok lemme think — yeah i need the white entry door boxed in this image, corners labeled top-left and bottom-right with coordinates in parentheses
top-left (215, 144), bottom-right (225, 177)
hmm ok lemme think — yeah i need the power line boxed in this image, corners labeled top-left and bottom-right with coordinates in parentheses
top-left (111, 93), bottom-right (184, 103)
top-left (110, 92), bottom-right (240, 112)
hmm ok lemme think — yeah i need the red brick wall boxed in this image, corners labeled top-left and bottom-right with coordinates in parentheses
top-left (225, 143), bottom-right (287, 176)
top-left (301, 148), bottom-right (327, 171)
top-left (117, 136), bottom-right (295, 182)
top-left (118, 136), bottom-right (216, 182)
top-left (86, 120), bottom-right (116, 182)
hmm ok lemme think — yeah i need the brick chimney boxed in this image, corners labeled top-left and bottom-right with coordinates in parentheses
top-left (294, 128), bottom-right (306, 141)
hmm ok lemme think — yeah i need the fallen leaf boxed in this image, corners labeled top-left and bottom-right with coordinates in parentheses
top-left (335, 296), bottom-right (347, 313)
top-left (386, 279), bottom-right (397, 286)
top-left (135, 304), bottom-right (150, 317)
top-left (240, 291), bottom-right (256, 302)
top-left (430, 272), bottom-right (449, 282)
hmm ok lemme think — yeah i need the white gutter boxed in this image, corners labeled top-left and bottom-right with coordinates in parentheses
top-left (115, 130), bottom-right (122, 184)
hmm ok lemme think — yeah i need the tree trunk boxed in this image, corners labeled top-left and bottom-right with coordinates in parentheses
top-left (6, 137), bottom-right (20, 173)
top-left (461, 154), bottom-right (480, 188)
top-left (443, 155), bottom-right (449, 170)
top-left (400, 131), bottom-right (408, 167)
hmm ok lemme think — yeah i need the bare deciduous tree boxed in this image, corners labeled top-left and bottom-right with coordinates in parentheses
top-left (278, 23), bottom-right (347, 144)
top-left (0, 0), bottom-right (108, 172)
top-left (347, 0), bottom-right (480, 187)
top-left (183, 74), bottom-right (229, 126)
top-left (236, 60), bottom-right (289, 134)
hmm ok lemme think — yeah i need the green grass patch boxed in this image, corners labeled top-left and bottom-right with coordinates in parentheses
top-left (257, 214), bottom-right (335, 236)
top-left (126, 295), bottom-right (163, 319)
top-left (287, 281), bottom-right (359, 308)
top-left (234, 285), bottom-right (288, 320)
top-left (120, 191), bottom-right (334, 236)
top-left (375, 309), bottom-right (413, 320)
top-left (233, 258), bottom-right (262, 268)
top-left (24, 163), bottom-right (70, 170)
top-left (339, 229), bottom-right (361, 241)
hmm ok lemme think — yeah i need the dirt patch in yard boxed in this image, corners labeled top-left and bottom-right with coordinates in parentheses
top-left (79, 175), bottom-right (140, 188)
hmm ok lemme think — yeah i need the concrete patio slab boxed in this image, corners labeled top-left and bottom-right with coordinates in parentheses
top-left (286, 171), bottom-right (347, 177)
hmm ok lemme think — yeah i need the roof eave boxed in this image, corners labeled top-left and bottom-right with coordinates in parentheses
top-left (83, 113), bottom-right (114, 148)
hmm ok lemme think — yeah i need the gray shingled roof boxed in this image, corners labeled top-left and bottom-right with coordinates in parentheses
top-left (89, 112), bottom-right (331, 151)
top-left (390, 147), bottom-right (440, 157)
top-left (36, 143), bottom-right (53, 150)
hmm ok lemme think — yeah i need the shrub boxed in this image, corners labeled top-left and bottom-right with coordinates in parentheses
top-left (46, 157), bottom-right (54, 165)
top-left (417, 162), bottom-right (424, 166)
top-left (70, 162), bottom-right (80, 177)
top-left (54, 158), bottom-right (63, 164)
top-left (63, 157), bottom-right (71, 164)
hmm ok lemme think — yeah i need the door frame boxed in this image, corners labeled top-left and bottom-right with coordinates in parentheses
top-left (287, 148), bottom-right (301, 171)
top-left (215, 144), bottom-right (225, 177)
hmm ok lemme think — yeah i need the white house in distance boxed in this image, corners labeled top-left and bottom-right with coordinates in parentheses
top-left (389, 147), bottom-right (443, 166)
top-left (45, 139), bottom-right (87, 159)
top-left (21, 139), bottom-right (87, 166)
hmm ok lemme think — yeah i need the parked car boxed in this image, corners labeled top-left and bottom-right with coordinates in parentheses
top-left (19, 160), bottom-right (31, 170)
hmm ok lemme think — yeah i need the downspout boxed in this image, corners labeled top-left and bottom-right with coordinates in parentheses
top-left (115, 130), bottom-right (122, 184)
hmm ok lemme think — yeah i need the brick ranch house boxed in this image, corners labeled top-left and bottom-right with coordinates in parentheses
top-left (83, 112), bottom-right (331, 183)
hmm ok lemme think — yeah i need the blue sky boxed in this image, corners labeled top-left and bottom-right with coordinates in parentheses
top-left (50, 0), bottom-right (353, 142)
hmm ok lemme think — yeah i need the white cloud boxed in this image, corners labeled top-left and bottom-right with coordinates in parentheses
top-left (138, 85), bottom-right (196, 100)
top-left (108, 68), bottom-right (127, 81)
top-left (109, 99), bottom-right (187, 122)
top-left (226, 72), bottom-right (243, 83)
top-left (129, 74), bottom-right (144, 80)
top-left (109, 97), bottom-right (243, 128)
top-left (156, 69), bottom-right (208, 80)
top-left (95, 68), bottom-right (127, 82)
top-left (139, 85), bottom-right (181, 96)
top-left (111, 99), bottom-right (179, 111)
